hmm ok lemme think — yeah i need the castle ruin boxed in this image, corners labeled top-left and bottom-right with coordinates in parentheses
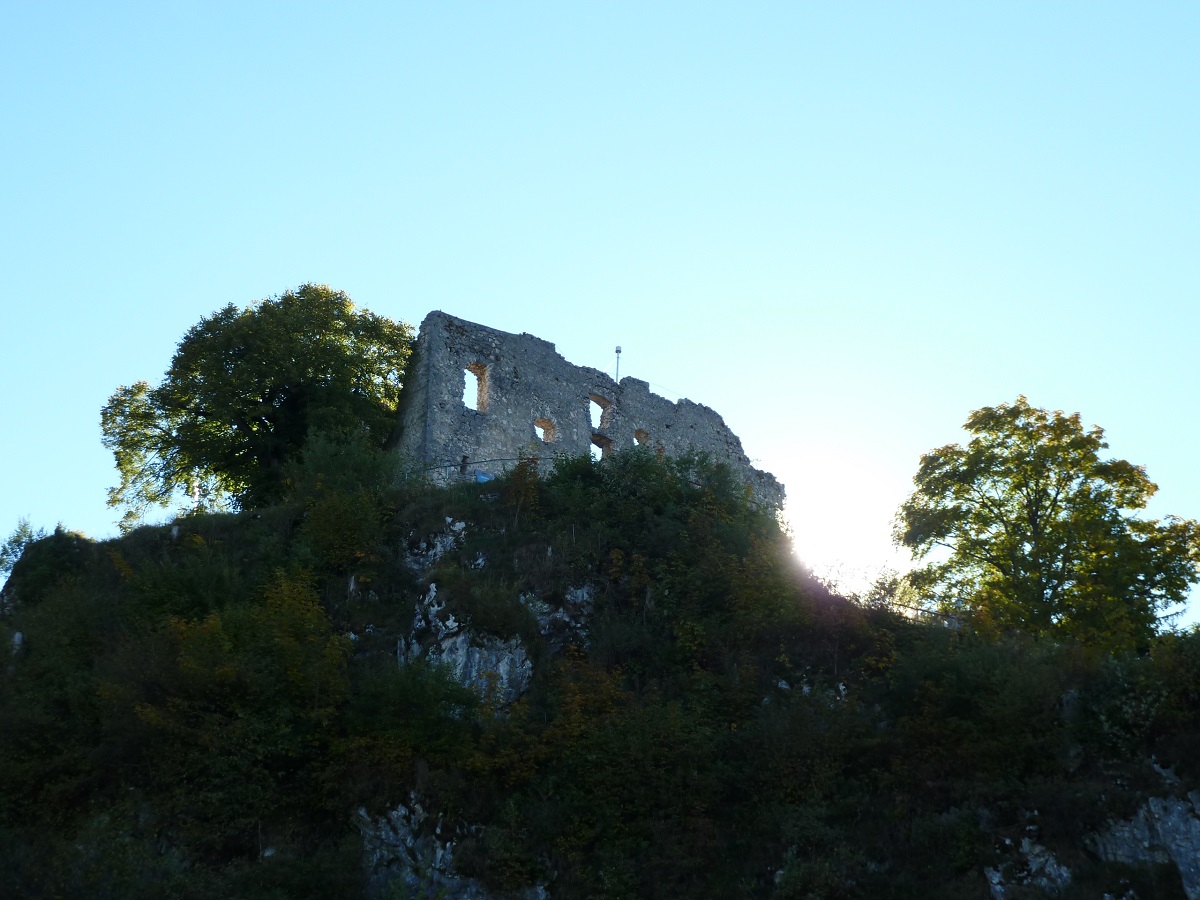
top-left (395, 311), bottom-right (784, 509)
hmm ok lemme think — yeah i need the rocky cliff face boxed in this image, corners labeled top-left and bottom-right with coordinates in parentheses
top-left (397, 581), bottom-right (533, 708)
top-left (393, 517), bottom-right (590, 712)
top-left (357, 517), bottom-right (591, 896)
top-left (1089, 794), bottom-right (1200, 899)
top-left (357, 794), bottom-right (551, 900)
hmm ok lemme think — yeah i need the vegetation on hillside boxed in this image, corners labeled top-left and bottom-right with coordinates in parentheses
top-left (2, 440), bottom-right (1199, 898)
top-left (3, 293), bottom-right (1199, 896)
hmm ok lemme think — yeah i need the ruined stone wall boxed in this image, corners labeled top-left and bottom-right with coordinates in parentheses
top-left (395, 311), bottom-right (784, 508)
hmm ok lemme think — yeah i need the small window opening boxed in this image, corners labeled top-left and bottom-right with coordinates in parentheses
top-left (534, 417), bottom-right (557, 443)
top-left (463, 362), bottom-right (489, 412)
top-left (591, 433), bottom-right (612, 462)
top-left (589, 393), bottom-right (613, 430)
top-left (634, 428), bottom-right (650, 446)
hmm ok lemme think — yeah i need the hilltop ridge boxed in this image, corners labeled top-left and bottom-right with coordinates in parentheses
top-left (2, 446), bottom-right (1199, 898)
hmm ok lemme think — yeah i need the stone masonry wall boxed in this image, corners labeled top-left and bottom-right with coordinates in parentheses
top-left (395, 311), bottom-right (784, 509)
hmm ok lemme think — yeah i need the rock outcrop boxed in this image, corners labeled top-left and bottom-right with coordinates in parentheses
top-left (358, 794), bottom-right (549, 899)
top-left (1088, 793), bottom-right (1200, 899)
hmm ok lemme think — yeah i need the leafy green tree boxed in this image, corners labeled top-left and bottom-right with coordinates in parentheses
top-left (101, 284), bottom-right (413, 529)
top-left (0, 518), bottom-right (47, 579)
top-left (895, 396), bottom-right (1200, 648)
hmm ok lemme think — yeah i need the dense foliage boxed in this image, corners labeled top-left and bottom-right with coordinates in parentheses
top-left (100, 285), bottom-right (413, 530)
top-left (0, 516), bottom-right (46, 578)
top-left (896, 396), bottom-right (1200, 650)
top-left (2, 445), bottom-right (1197, 898)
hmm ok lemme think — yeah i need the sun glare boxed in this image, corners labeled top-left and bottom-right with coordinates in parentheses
top-left (776, 447), bottom-right (913, 596)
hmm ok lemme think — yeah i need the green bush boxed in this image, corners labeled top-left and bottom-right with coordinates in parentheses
top-left (3, 449), bottom-right (1197, 898)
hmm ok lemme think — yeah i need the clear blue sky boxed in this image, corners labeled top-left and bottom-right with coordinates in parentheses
top-left (3, 3), bottom-right (1198, 620)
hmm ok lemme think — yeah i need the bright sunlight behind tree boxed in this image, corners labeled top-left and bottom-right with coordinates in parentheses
top-left (101, 285), bottom-right (413, 531)
top-left (895, 396), bottom-right (1200, 650)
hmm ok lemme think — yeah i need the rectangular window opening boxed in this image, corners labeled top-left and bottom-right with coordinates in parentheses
top-left (463, 362), bottom-right (489, 412)
top-left (589, 393), bottom-right (613, 431)
top-left (591, 433), bottom-right (612, 461)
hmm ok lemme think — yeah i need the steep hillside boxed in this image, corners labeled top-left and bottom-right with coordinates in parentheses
top-left (2, 446), bottom-right (1199, 898)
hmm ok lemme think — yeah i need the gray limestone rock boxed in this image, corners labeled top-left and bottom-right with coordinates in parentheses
top-left (357, 796), bottom-right (483, 898)
top-left (357, 795), bottom-right (548, 899)
top-left (984, 838), bottom-right (1072, 898)
top-left (1088, 794), bottom-right (1200, 899)
top-left (404, 516), bottom-right (470, 571)
top-left (398, 582), bottom-right (533, 708)
top-left (520, 583), bottom-right (594, 652)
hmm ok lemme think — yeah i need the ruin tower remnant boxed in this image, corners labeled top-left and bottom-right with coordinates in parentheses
top-left (395, 311), bottom-right (785, 509)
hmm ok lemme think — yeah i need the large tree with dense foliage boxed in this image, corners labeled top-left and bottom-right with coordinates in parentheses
top-left (101, 284), bottom-right (413, 529)
top-left (895, 396), bottom-right (1200, 648)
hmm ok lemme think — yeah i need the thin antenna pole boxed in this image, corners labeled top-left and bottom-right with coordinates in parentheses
top-left (615, 345), bottom-right (622, 382)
